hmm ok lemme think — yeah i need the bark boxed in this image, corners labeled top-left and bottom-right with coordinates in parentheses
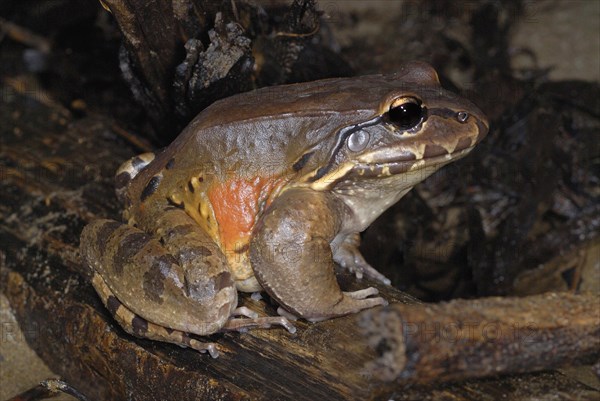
top-left (362, 292), bottom-right (600, 383)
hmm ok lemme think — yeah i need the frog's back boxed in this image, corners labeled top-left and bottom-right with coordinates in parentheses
top-left (125, 62), bottom-right (445, 204)
top-left (186, 62), bottom-right (440, 131)
top-left (167, 63), bottom-right (440, 175)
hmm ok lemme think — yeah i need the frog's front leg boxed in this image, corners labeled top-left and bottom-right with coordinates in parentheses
top-left (249, 188), bottom-right (387, 321)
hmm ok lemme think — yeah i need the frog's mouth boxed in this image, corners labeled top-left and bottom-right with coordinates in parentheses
top-left (351, 143), bottom-right (476, 178)
top-left (350, 114), bottom-right (488, 178)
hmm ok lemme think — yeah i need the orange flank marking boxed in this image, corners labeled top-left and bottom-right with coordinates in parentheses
top-left (207, 176), bottom-right (286, 253)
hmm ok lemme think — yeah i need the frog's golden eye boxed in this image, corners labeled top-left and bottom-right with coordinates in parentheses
top-left (387, 97), bottom-right (425, 130)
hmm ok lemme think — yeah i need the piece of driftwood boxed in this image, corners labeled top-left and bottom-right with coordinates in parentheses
top-left (98, 0), bottom-right (183, 121)
top-left (362, 292), bottom-right (600, 383)
top-left (98, 0), bottom-right (254, 136)
top-left (97, 0), bottom-right (348, 139)
top-left (1, 86), bottom-right (599, 400)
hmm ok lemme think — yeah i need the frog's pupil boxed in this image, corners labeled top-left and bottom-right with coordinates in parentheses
top-left (388, 101), bottom-right (423, 129)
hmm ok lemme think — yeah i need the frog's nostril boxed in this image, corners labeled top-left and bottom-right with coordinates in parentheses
top-left (456, 111), bottom-right (469, 123)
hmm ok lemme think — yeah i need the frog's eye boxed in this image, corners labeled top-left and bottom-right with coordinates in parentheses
top-left (387, 97), bottom-right (424, 130)
top-left (347, 130), bottom-right (370, 152)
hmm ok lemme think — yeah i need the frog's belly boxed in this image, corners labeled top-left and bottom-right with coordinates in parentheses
top-left (169, 172), bottom-right (285, 293)
top-left (176, 180), bottom-right (278, 293)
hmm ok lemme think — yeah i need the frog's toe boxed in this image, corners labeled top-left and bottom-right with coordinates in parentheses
top-left (277, 306), bottom-right (299, 321)
top-left (355, 263), bottom-right (391, 286)
top-left (336, 248), bottom-right (391, 285)
top-left (344, 287), bottom-right (380, 299)
top-left (189, 339), bottom-right (219, 358)
top-left (232, 306), bottom-right (258, 319)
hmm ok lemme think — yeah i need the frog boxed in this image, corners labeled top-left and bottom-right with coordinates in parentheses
top-left (79, 61), bottom-right (488, 357)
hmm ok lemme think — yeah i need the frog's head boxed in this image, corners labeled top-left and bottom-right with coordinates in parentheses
top-left (298, 61), bottom-right (489, 231)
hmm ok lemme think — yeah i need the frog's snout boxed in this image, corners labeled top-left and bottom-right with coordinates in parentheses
top-left (461, 105), bottom-right (489, 145)
top-left (456, 108), bottom-right (489, 152)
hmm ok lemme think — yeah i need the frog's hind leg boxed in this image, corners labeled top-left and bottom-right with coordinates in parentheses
top-left (148, 209), bottom-right (296, 334)
top-left (80, 216), bottom-right (237, 353)
top-left (92, 273), bottom-right (219, 358)
top-left (114, 152), bottom-right (155, 204)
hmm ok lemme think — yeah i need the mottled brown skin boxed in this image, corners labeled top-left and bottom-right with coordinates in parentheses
top-left (79, 61), bottom-right (488, 355)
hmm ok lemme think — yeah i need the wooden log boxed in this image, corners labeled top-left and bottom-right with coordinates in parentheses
top-left (99, 0), bottom-right (179, 119)
top-left (0, 81), bottom-right (410, 401)
top-left (362, 292), bottom-right (600, 383)
top-left (97, 0), bottom-right (255, 136)
top-left (1, 85), bottom-right (598, 400)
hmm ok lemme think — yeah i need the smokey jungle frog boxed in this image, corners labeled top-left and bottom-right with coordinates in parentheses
top-left (80, 61), bottom-right (488, 357)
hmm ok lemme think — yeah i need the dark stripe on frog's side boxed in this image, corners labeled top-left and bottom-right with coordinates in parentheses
top-left (292, 151), bottom-right (314, 171)
top-left (140, 174), bottom-right (162, 202)
top-left (132, 315), bottom-right (149, 335)
top-left (142, 254), bottom-right (178, 304)
top-left (175, 244), bottom-right (212, 265)
top-left (112, 231), bottom-right (152, 275)
top-left (214, 271), bottom-right (232, 291)
top-left (106, 294), bottom-right (122, 317)
top-left (131, 156), bottom-right (148, 169)
top-left (312, 116), bottom-right (383, 181)
top-left (163, 223), bottom-right (197, 241)
top-left (95, 220), bottom-right (123, 255)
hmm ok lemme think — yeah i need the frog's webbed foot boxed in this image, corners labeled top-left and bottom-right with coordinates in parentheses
top-left (334, 233), bottom-right (391, 285)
